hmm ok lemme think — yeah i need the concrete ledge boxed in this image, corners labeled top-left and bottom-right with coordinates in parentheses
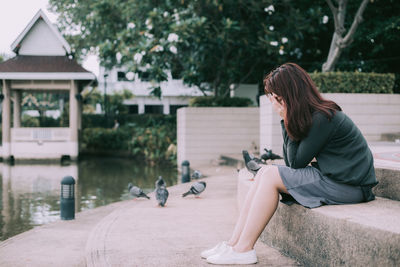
top-left (238, 169), bottom-right (400, 267)
top-left (226, 154), bottom-right (400, 202)
top-left (374, 167), bottom-right (400, 201)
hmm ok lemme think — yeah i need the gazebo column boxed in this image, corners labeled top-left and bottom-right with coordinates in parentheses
top-left (69, 80), bottom-right (79, 159)
top-left (2, 80), bottom-right (12, 159)
top-left (13, 90), bottom-right (22, 127)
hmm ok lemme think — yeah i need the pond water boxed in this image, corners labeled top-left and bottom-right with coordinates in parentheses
top-left (0, 157), bottom-right (178, 241)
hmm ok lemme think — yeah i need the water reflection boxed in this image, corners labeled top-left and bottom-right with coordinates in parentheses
top-left (0, 157), bottom-right (177, 241)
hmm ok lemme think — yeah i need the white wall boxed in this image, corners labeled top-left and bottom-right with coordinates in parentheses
top-left (177, 107), bottom-right (259, 166)
top-left (259, 93), bottom-right (400, 157)
top-left (232, 84), bottom-right (259, 106)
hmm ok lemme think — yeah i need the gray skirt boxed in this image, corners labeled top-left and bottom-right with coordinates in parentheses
top-left (277, 165), bottom-right (374, 209)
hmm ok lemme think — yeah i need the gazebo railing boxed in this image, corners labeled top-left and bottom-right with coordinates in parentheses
top-left (11, 128), bottom-right (71, 141)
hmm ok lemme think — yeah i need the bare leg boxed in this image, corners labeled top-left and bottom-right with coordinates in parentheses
top-left (227, 166), bottom-right (273, 246)
top-left (233, 166), bottom-right (288, 252)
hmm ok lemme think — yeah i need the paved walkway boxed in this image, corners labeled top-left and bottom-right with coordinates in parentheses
top-left (1, 141), bottom-right (398, 266)
top-left (0, 165), bottom-right (299, 267)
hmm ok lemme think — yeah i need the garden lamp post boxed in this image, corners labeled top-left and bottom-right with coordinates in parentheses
top-left (60, 176), bottom-right (75, 220)
top-left (181, 160), bottom-right (190, 183)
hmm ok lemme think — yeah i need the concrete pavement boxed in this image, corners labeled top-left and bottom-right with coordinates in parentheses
top-left (0, 165), bottom-right (299, 267)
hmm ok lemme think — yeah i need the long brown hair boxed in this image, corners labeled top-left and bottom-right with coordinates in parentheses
top-left (263, 63), bottom-right (341, 141)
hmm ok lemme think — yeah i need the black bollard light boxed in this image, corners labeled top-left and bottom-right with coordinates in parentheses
top-left (60, 176), bottom-right (75, 220)
top-left (181, 160), bottom-right (190, 183)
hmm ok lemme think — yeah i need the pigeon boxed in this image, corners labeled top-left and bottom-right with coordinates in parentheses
top-left (182, 181), bottom-right (207, 198)
top-left (128, 183), bottom-right (150, 199)
top-left (191, 170), bottom-right (202, 179)
top-left (155, 176), bottom-right (166, 188)
top-left (261, 148), bottom-right (283, 161)
top-left (155, 176), bottom-right (169, 207)
top-left (242, 150), bottom-right (262, 177)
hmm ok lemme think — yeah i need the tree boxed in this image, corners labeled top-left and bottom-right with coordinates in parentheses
top-left (322, 0), bottom-right (369, 72)
top-left (49, 0), bottom-right (318, 97)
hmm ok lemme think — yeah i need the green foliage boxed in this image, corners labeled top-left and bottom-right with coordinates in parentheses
top-left (189, 96), bottom-right (253, 107)
top-left (82, 114), bottom-right (176, 128)
top-left (82, 128), bottom-right (131, 150)
top-left (21, 115), bottom-right (40, 127)
top-left (49, 0), bottom-right (322, 97)
top-left (129, 125), bottom-right (176, 163)
top-left (310, 72), bottom-right (395, 94)
top-left (81, 114), bottom-right (177, 163)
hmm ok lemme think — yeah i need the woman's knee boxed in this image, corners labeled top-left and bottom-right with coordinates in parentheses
top-left (259, 166), bottom-right (288, 193)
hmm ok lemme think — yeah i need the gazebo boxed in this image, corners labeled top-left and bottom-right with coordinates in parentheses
top-left (0, 10), bottom-right (96, 161)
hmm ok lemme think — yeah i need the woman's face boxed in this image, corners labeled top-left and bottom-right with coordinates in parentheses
top-left (268, 92), bottom-right (286, 118)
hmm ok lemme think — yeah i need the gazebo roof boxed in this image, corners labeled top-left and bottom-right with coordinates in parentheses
top-left (0, 10), bottom-right (96, 81)
top-left (0, 56), bottom-right (95, 80)
top-left (11, 9), bottom-right (71, 55)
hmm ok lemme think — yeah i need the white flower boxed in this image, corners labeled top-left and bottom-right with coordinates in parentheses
top-left (141, 51), bottom-right (146, 55)
top-left (270, 41), bottom-right (278, 47)
top-left (169, 45), bottom-right (178, 54)
top-left (264, 5), bottom-right (275, 14)
top-left (269, 25), bottom-right (274, 31)
top-left (281, 37), bottom-right (288, 44)
top-left (126, 72), bottom-right (135, 81)
top-left (279, 49), bottom-right (284, 55)
top-left (322, 15), bottom-right (329, 24)
top-left (134, 53), bottom-right (143, 64)
top-left (155, 45), bottom-right (164, 52)
top-left (264, 5), bottom-right (275, 12)
top-left (127, 22), bottom-right (136, 29)
top-left (167, 33), bottom-right (179, 42)
top-left (116, 52), bottom-right (122, 63)
top-left (144, 32), bottom-right (154, 39)
top-left (145, 18), bottom-right (151, 25)
top-left (370, 39), bottom-right (374, 43)
top-left (163, 11), bottom-right (169, 17)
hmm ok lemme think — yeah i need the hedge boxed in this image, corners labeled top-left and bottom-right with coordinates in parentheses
top-left (82, 128), bottom-right (131, 150)
top-left (82, 114), bottom-right (176, 129)
top-left (189, 96), bottom-right (253, 107)
top-left (310, 72), bottom-right (395, 94)
top-left (81, 124), bottom-right (177, 163)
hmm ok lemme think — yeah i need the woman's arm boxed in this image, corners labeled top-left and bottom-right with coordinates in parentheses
top-left (281, 113), bottom-right (335, 169)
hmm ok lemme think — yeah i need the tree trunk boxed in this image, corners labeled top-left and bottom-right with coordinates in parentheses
top-left (322, 0), bottom-right (369, 72)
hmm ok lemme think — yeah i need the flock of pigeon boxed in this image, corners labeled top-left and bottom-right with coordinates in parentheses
top-left (128, 171), bottom-right (206, 207)
top-left (127, 148), bottom-right (281, 206)
top-left (242, 148), bottom-right (282, 179)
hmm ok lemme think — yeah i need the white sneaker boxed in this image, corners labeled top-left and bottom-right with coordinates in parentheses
top-left (206, 246), bottom-right (258, 265)
top-left (201, 241), bottom-right (230, 259)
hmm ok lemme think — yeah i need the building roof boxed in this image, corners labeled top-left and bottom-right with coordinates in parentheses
top-left (11, 9), bottom-right (71, 55)
top-left (0, 56), bottom-right (95, 80)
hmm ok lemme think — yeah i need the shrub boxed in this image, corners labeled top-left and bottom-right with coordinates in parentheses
top-left (129, 125), bottom-right (176, 163)
top-left (310, 72), bottom-right (395, 94)
top-left (189, 96), bottom-right (253, 107)
top-left (21, 115), bottom-right (39, 127)
top-left (82, 127), bottom-right (131, 150)
top-left (82, 114), bottom-right (176, 129)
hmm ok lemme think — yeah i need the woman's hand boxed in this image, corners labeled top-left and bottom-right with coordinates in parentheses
top-left (269, 93), bottom-right (286, 119)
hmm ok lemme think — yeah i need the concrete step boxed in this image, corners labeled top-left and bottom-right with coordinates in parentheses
top-left (238, 169), bottom-right (400, 267)
top-left (224, 154), bottom-right (400, 201)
